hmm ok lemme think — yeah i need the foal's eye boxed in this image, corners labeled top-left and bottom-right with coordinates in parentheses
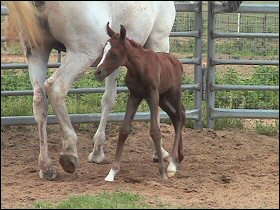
top-left (110, 52), bottom-right (117, 59)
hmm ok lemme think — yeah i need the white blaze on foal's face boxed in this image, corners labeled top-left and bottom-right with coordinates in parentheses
top-left (97, 42), bottom-right (111, 68)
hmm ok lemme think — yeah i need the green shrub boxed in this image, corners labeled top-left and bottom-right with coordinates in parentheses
top-left (216, 66), bottom-right (279, 110)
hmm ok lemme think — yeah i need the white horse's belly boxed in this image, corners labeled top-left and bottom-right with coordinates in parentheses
top-left (46, 2), bottom-right (111, 53)
top-left (109, 2), bottom-right (158, 44)
top-left (45, 1), bottom-right (174, 53)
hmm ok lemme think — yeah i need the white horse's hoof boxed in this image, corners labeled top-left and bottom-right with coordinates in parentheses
top-left (39, 168), bottom-right (57, 181)
top-left (59, 154), bottom-right (78, 173)
top-left (88, 150), bottom-right (105, 163)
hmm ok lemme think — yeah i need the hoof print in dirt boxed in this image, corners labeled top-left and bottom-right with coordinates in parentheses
top-left (123, 177), bottom-right (143, 184)
top-left (221, 175), bottom-right (231, 184)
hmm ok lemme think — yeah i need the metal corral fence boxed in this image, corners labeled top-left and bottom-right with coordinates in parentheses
top-left (1, 2), bottom-right (279, 129)
top-left (206, 1), bottom-right (279, 128)
top-left (1, 2), bottom-right (204, 128)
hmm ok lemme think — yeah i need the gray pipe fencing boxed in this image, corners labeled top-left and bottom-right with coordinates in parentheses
top-left (1, 2), bottom-right (204, 128)
top-left (206, 1), bottom-right (279, 128)
top-left (1, 2), bottom-right (279, 129)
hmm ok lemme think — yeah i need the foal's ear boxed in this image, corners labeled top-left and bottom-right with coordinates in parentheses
top-left (120, 25), bottom-right (126, 44)
top-left (106, 22), bottom-right (115, 37)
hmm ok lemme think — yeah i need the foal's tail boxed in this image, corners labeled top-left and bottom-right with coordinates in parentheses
top-left (4, 1), bottom-right (42, 48)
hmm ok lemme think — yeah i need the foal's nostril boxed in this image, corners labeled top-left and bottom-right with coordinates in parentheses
top-left (95, 69), bottom-right (101, 76)
top-left (94, 69), bottom-right (103, 80)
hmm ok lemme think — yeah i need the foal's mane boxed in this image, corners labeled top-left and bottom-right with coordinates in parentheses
top-left (127, 38), bottom-right (143, 50)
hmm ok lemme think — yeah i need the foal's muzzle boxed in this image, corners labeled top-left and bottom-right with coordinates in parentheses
top-left (94, 68), bottom-right (108, 81)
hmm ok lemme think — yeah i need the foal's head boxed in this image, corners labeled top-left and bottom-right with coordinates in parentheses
top-left (94, 22), bottom-right (127, 81)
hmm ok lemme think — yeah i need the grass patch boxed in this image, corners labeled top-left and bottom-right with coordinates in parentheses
top-left (255, 120), bottom-right (279, 136)
top-left (214, 118), bottom-right (244, 130)
top-left (35, 191), bottom-right (152, 209)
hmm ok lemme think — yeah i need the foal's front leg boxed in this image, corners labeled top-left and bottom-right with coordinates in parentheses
top-left (148, 89), bottom-right (168, 179)
top-left (105, 94), bottom-right (142, 181)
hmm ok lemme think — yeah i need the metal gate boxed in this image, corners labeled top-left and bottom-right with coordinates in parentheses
top-left (206, 1), bottom-right (279, 128)
top-left (1, 2), bottom-right (279, 129)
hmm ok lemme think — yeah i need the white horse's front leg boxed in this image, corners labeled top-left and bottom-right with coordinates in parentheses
top-left (45, 51), bottom-right (94, 174)
top-left (88, 68), bottom-right (120, 163)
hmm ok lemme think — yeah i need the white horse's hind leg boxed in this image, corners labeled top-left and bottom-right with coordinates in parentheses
top-left (28, 47), bottom-right (57, 180)
top-left (44, 51), bottom-right (94, 173)
top-left (88, 68), bottom-right (119, 163)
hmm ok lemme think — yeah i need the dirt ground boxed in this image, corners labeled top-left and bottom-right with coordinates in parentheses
top-left (1, 122), bottom-right (279, 209)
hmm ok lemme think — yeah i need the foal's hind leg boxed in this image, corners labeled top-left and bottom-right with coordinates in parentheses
top-left (145, 26), bottom-right (175, 162)
top-left (147, 90), bottom-right (168, 179)
top-left (28, 47), bottom-right (57, 180)
top-left (88, 68), bottom-right (120, 163)
top-left (159, 90), bottom-right (185, 177)
top-left (45, 51), bottom-right (94, 174)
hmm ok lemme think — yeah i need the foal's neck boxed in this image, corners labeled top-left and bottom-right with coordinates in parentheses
top-left (123, 39), bottom-right (147, 72)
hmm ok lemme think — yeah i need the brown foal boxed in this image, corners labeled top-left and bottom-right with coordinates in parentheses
top-left (95, 23), bottom-right (185, 181)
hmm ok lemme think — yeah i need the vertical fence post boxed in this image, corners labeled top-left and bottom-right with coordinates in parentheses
top-left (1, 107), bottom-right (3, 147)
top-left (206, 1), bottom-right (216, 129)
top-left (194, 1), bottom-right (203, 129)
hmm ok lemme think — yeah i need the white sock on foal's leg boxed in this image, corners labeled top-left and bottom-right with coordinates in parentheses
top-left (104, 168), bottom-right (119, 181)
top-left (151, 139), bottom-right (170, 161)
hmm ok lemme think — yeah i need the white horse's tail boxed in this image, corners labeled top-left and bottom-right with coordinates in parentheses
top-left (4, 1), bottom-right (42, 48)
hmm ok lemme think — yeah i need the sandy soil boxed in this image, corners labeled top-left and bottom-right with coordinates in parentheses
top-left (1, 122), bottom-right (279, 209)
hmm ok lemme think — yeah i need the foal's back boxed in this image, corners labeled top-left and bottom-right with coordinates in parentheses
top-left (126, 42), bottom-right (183, 94)
top-left (156, 52), bottom-right (184, 93)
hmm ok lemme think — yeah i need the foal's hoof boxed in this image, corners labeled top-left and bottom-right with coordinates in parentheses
top-left (161, 173), bottom-right (169, 180)
top-left (167, 158), bottom-right (177, 178)
top-left (152, 149), bottom-right (170, 162)
top-left (59, 154), bottom-right (78, 173)
top-left (167, 171), bottom-right (176, 178)
top-left (153, 155), bottom-right (170, 163)
top-left (39, 167), bottom-right (57, 181)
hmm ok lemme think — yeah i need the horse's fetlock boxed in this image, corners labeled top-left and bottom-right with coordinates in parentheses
top-left (38, 158), bottom-right (51, 170)
top-left (119, 126), bottom-right (130, 138)
top-left (44, 78), bottom-right (53, 90)
top-left (112, 163), bottom-right (120, 171)
top-left (93, 135), bottom-right (105, 146)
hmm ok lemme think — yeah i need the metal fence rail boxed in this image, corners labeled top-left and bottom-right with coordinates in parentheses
top-left (1, 2), bottom-right (204, 127)
top-left (1, 2), bottom-right (279, 128)
top-left (206, 2), bottom-right (279, 128)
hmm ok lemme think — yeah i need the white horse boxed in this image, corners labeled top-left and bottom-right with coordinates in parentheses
top-left (4, 1), bottom-right (242, 181)
top-left (5, 1), bottom-right (174, 180)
